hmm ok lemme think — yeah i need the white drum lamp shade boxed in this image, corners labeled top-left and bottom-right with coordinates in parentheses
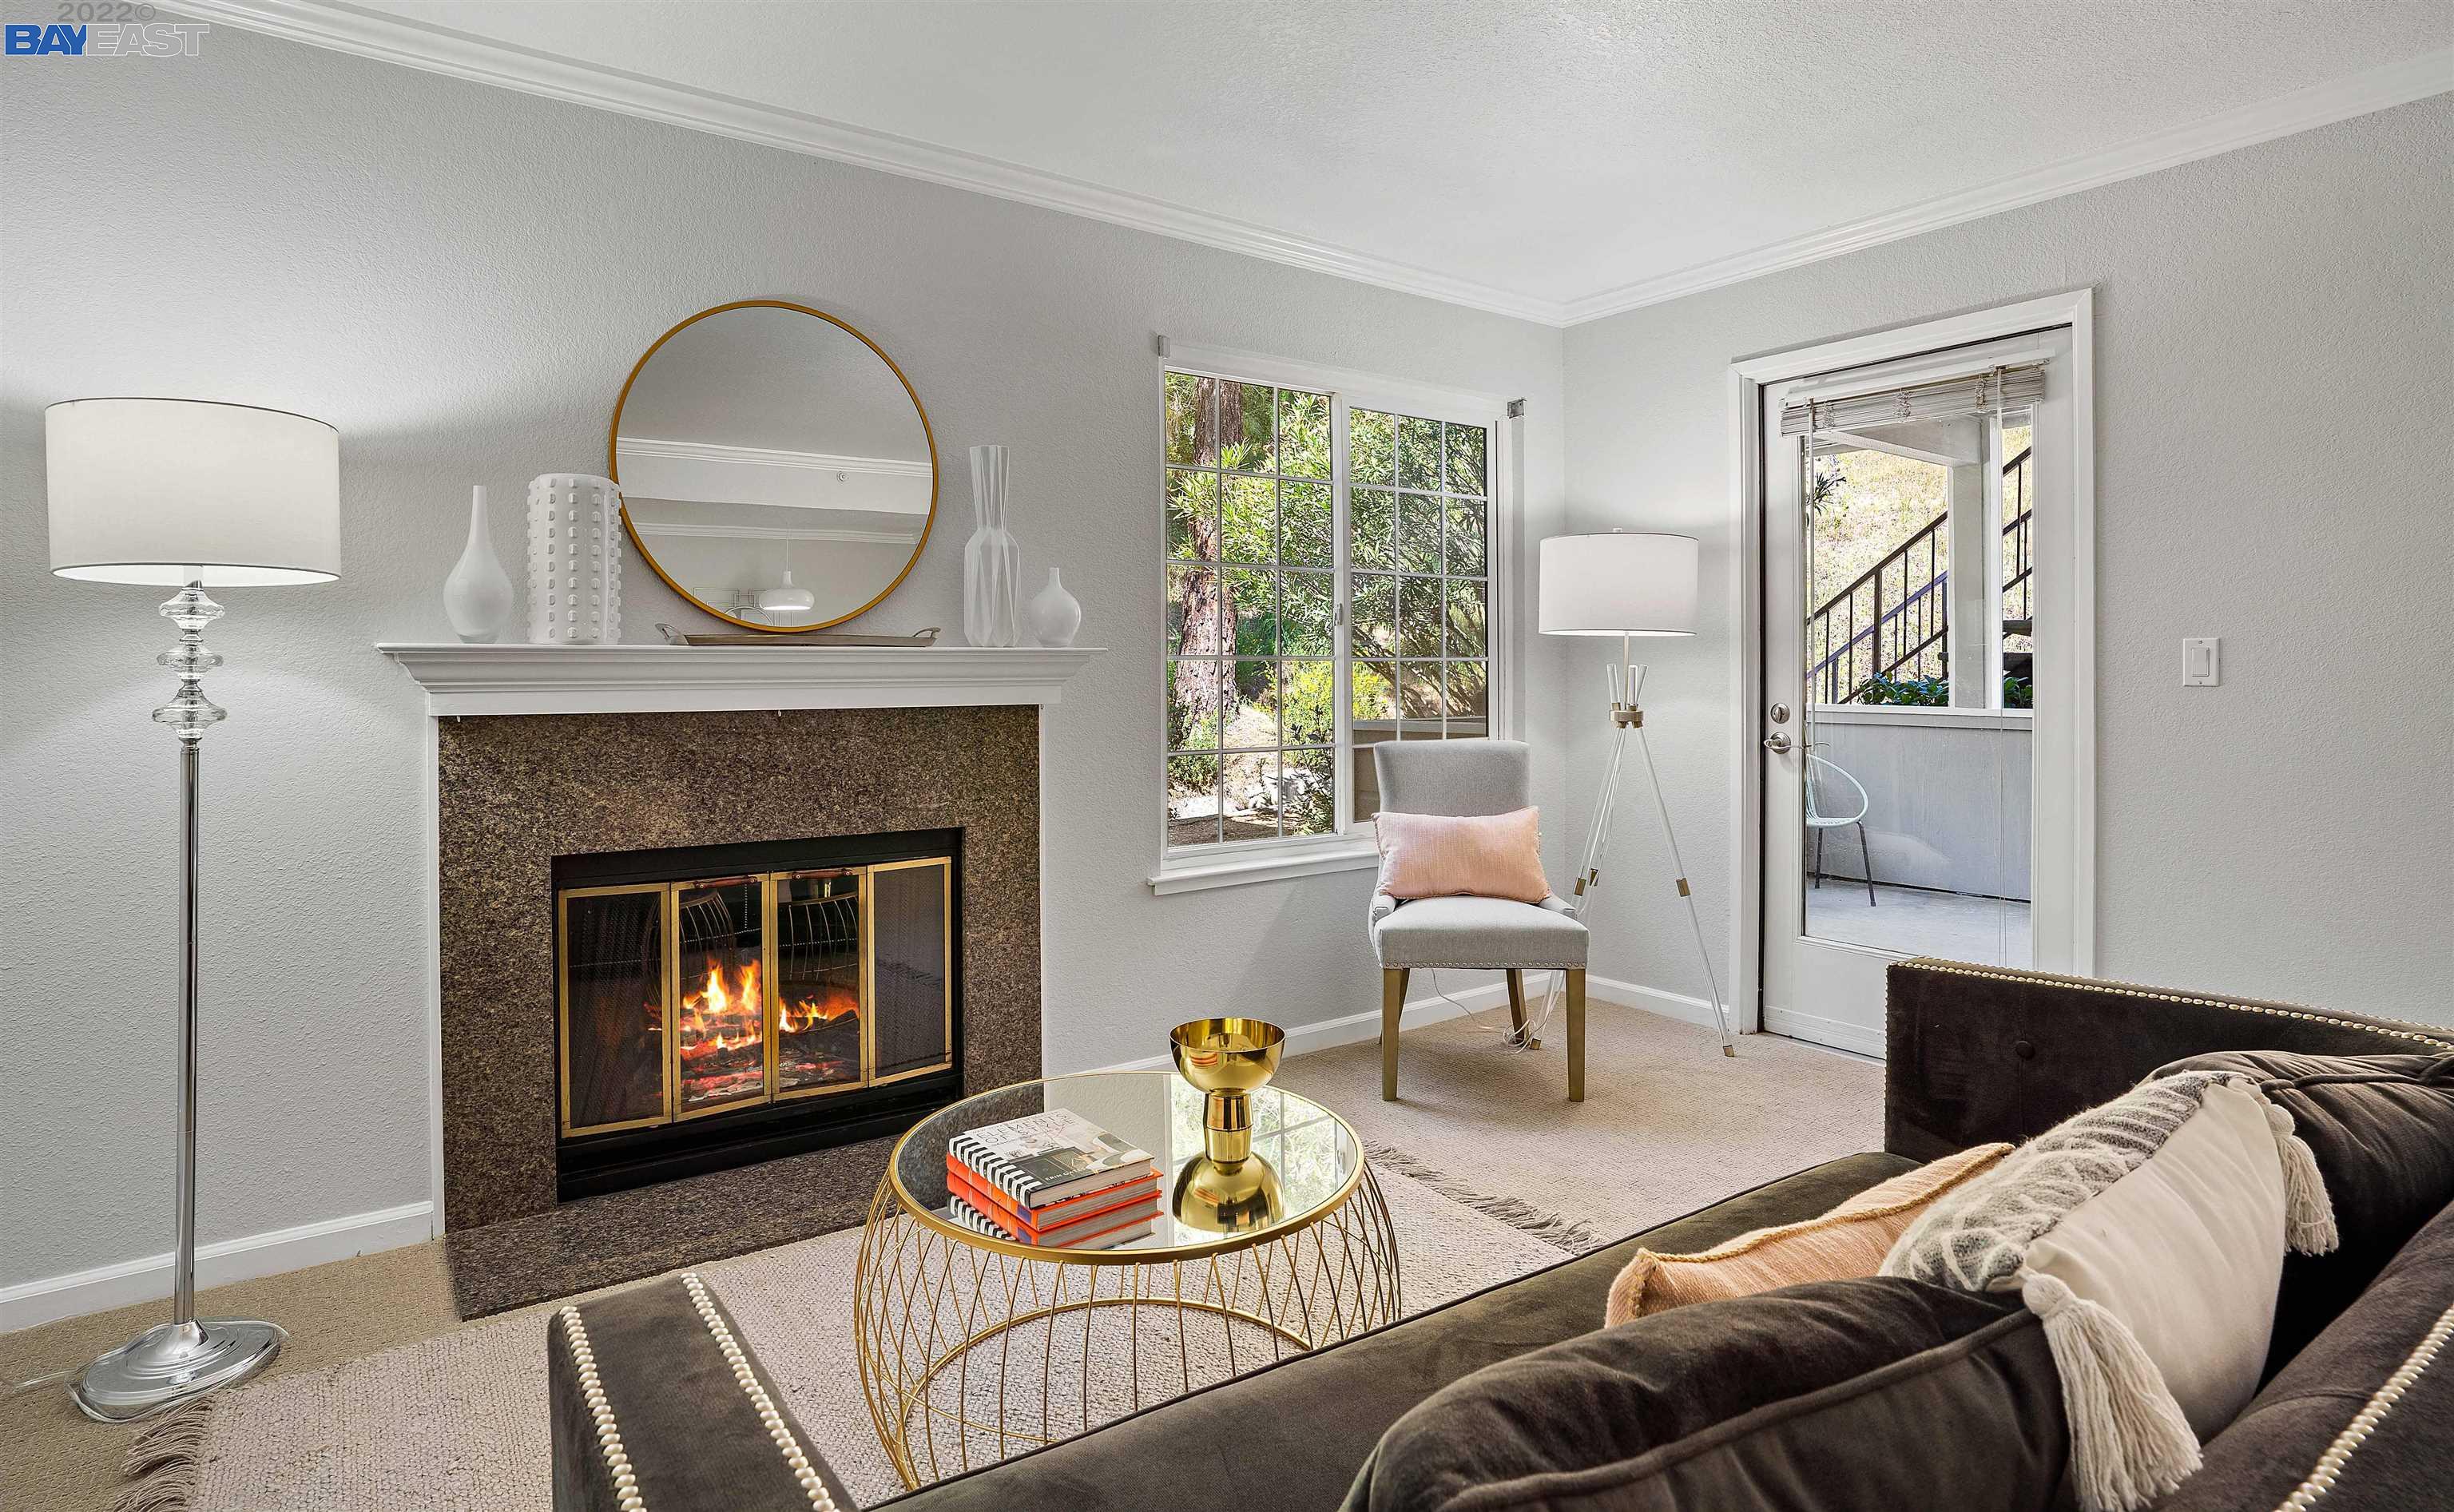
top-left (47, 398), bottom-right (340, 585)
top-left (1538, 531), bottom-right (1697, 637)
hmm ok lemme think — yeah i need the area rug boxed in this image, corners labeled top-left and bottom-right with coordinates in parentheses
top-left (127, 1158), bottom-right (1573, 1511)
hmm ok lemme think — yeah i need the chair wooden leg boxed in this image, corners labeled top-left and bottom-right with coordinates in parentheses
top-left (1505, 969), bottom-right (1532, 1046)
top-left (1380, 968), bottom-right (1408, 1101)
top-left (1565, 969), bottom-right (1586, 1103)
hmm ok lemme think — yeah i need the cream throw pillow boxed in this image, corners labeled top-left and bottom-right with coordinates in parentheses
top-left (1372, 807), bottom-right (1549, 903)
top-left (1882, 1072), bottom-right (2337, 1512)
top-left (1603, 1142), bottom-right (2011, 1327)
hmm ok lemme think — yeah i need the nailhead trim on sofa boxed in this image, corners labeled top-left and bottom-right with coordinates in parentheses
top-left (679, 1272), bottom-right (840, 1511)
top-left (556, 1305), bottom-right (645, 1512)
top-left (1897, 959), bottom-right (2454, 1051)
top-left (2273, 1302), bottom-right (2454, 1509)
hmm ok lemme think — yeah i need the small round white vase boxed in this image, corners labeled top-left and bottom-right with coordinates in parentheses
top-left (1028, 567), bottom-right (1082, 647)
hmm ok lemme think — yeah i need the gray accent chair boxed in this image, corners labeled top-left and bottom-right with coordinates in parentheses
top-left (1368, 740), bottom-right (1590, 1102)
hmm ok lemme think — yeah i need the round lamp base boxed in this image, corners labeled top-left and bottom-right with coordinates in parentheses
top-left (71, 1317), bottom-right (286, 1423)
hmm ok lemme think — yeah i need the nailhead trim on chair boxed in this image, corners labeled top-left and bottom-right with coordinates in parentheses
top-left (1897, 959), bottom-right (2454, 1051)
top-left (557, 1305), bottom-right (646, 1512)
top-left (680, 1273), bottom-right (840, 1512)
top-left (2272, 1302), bottom-right (2454, 1510)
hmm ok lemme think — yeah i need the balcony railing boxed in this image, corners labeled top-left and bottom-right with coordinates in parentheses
top-left (1807, 446), bottom-right (2033, 704)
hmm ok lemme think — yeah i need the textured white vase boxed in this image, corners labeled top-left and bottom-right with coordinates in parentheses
top-left (526, 473), bottom-right (624, 645)
top-left (443, 485), bottom-right (515, 643)
top-left (1028, 567), bottom-right (1082, 648)
top-left (963, 445), bottom-right (1022, 648)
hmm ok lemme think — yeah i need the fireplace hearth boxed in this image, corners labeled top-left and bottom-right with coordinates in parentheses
top-left (553, 829), bottom-right (962, 1200)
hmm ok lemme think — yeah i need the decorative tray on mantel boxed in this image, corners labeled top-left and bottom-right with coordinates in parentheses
top-left (655, 624), bottom-right (943, 649)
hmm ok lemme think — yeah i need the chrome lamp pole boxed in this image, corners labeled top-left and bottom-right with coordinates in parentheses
top-left (1536, 532), bottom-right (1737, 1057)
top-left (46, 398), bottom-right (341, 1422)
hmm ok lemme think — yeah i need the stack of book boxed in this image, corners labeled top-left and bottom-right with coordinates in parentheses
top-left (946, 1109), bottom-right (1159, 1251)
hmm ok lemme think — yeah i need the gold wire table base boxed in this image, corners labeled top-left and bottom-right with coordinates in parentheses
top-left (852, 1165), bottom-right (1403, 1489)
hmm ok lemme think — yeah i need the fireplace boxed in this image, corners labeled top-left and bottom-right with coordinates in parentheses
top-left (552, 828), bottom-right (963, 1199)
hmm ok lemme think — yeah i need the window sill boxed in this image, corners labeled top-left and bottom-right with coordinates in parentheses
top-left (1148, 842), bottom-right (1380, 895)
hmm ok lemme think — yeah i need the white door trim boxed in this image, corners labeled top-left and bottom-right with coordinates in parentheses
top-left (1725, 289), bottom-right (2099, 1030)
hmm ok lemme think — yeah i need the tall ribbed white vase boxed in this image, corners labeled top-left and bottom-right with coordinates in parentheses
top-left (526, 473), bottom-right (623, 645)
top-left (963, 445), bottom-right (1022, 648)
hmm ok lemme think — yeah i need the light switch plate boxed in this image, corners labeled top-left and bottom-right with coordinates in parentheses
top-left (2182, 637), bottom-right (2221, 686)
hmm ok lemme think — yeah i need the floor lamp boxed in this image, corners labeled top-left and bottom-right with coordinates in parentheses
top-left (1538, 531), bottom-right (1737, 1057)
top-left (47, 398), bottom-right (341, 1421)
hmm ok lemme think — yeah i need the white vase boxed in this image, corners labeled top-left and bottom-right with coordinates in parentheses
top-left (963, 445), bottom-right (1022, 648)
top-left (442, 485), bottom-right (515, 643)
top-left (1028, 567), bottom-right (1082, 648)
top-left (526, 473), bottom-right (624, 645)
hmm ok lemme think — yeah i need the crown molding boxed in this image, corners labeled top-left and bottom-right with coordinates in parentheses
top-left (1559, 48), bottom-right (2453, 326)
top-left (170, 0), bottom-right (1563, 324)
top-left (614, 436), bottom-right (931, 478)
top-left (177, 5), bottom-right (2446, 331)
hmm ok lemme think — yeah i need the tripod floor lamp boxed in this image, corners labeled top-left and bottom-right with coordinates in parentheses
top-left (47, 397), bottom-right (341, 1421)
top-left (1537, 531), bottom-right (1737, 1058)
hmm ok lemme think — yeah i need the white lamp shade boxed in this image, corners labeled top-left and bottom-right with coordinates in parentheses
top-left (46, 398), bottom-right (340, 586)
top-left (1539, 531), bottom-right (1698, 636)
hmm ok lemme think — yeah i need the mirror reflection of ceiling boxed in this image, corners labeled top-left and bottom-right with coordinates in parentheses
top-left (614, 304), bottom-right (935, 630)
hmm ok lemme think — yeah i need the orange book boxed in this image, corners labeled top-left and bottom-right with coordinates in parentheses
top-left (947, 1155), bottom-right (1160, 1230)
top-left (947, 1167), bottom-right (1158, 1246)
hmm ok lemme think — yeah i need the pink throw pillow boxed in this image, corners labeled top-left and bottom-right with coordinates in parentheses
top-left (1374, 808), bottom-right (1550, 904)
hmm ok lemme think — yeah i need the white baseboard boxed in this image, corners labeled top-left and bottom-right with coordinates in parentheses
top-left (0, 1200), bottom-right (436, 1335)
top-left (1084, 972), bottom-right (1735, 1074)
top-left (1761, 1003), bottom-right (1887, 1058)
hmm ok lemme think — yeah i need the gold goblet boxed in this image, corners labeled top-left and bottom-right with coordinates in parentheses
top-left (1169, 1018), bottom-right (1285, 1164)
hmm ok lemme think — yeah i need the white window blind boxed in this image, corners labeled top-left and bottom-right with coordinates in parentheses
top-left (1779, 362), bottom-right (2047, 436)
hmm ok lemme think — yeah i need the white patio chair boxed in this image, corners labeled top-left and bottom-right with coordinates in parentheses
top-left (1807, 752), bottom-right (1877, 906)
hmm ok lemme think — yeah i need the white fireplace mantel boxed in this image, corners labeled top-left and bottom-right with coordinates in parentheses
top-left (377, 642), bottom-right (1106, 716)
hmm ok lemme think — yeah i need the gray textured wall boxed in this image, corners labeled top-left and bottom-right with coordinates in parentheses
top-left (1563, 97), bottom-right (2454, 1026)
top-left (0, 28), bottom-right (1570, 1288)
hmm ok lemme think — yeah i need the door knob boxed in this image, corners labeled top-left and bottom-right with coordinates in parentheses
top-left (1762, 732), bottom-right (1794, 755)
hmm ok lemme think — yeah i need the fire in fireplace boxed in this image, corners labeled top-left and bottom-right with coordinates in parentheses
top-left (554, 832), bottom-right (959, 1197)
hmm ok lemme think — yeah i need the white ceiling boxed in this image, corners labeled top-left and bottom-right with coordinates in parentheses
top-left (190, 1), bottom-right (2452, 324)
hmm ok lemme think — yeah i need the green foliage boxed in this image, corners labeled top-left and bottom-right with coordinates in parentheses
top-left (1855, 672), bottom-right (2035, 709)
top-left (1857, 673), bottom-right (1951, 706)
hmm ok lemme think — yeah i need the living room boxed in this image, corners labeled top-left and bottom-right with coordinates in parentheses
top-left (2, 5), bottom-right (2448, 1510)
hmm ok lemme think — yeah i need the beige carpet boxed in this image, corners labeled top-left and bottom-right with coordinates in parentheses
top-left (2, 1007), bottom-right (1881, 1510)
top-left (1278, 1001), bottom-right (1884, 1242)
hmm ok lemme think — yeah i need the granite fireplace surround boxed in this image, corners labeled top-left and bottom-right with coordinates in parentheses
top-left (435, 705), bottom-right (1040, 1317)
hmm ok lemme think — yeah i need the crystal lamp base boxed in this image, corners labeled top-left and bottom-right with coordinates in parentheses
top-left (71, 1317), bottom-right (286, 1422)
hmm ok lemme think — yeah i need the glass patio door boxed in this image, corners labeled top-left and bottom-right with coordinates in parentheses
top-left (1759, 330), bottom-right (2069, 1054)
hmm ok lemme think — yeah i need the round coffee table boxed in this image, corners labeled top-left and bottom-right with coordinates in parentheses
top-left (852, 1071), bottom-right (1401, 1488)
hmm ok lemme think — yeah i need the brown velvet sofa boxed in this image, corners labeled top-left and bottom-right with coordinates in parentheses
top-left (550, 962), bottom-right (2454, 1510)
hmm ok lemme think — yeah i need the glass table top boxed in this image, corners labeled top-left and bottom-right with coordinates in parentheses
top-left (888, 1072), bottom-right (1366, 1259)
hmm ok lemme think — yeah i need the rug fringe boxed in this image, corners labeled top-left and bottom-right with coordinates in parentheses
top-left (1367, 1140), bottom-right (1604, 1252)
top-left (113, 1400), bottom-right (212, 1512)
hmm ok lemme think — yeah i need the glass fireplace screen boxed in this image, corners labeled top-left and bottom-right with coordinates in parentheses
top-left (558, 857), bottom-right (952, 1137)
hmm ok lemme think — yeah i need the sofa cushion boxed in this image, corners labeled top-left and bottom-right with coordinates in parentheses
top-left (1343, 1277), bottom-right (2071, 1512)
top-left (2152, 1050), bottom-right (2454, 1374)
top-left (2150, 1199), bottom-right (2454, 1511)
top-left (1372, 894), bottom-right (1589, 970)
top-left (876, 1152), bottom-right (1912, 1510)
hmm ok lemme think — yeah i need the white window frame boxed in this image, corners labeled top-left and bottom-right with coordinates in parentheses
top-left (1149, 339), bottom-right (1516, 895)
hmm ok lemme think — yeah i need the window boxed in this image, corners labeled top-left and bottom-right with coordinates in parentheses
top-left (1162, 365), bottom-right (1501, 862)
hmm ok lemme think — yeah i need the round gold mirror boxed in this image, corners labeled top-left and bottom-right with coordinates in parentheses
top-left (610, 300), bottom-right (937, 633)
